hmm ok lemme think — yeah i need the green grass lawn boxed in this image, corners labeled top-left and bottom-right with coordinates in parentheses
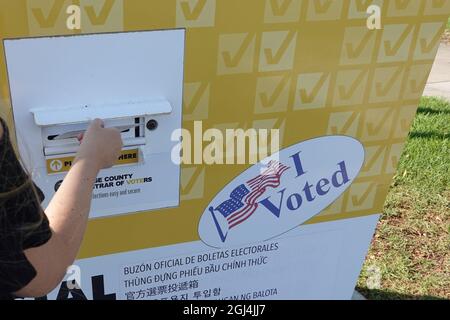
top-left (357, 97), bottom-right (450, 300)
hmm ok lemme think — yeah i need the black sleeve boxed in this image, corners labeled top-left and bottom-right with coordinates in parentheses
top-left (0, 118), bottom-right (52, 297)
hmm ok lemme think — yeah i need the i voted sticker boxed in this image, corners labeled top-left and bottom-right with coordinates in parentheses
top-left (199, 136), bottom-right (366, 248)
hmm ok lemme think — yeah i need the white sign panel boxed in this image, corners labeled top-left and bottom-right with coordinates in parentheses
top-left (4, 30), bottom-right (185, 218)
top-left (42, 215), bottom-right (379, 300)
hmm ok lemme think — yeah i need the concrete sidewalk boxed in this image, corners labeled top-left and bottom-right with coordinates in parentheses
top-left (424, 44), bottom-right (450, 101)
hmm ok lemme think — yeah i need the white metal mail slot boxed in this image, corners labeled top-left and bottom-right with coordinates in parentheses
top-left (31, 99), bottom-right (172, 126)
top-left (30, 99), bottom-right (173, 156)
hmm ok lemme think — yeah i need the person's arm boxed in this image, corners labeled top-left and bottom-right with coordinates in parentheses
top-left (14, 119), bottom-right (122, 297)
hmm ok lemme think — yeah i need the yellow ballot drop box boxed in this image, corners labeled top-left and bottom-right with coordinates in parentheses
top-left (0, 0), bottom-right (449, 300)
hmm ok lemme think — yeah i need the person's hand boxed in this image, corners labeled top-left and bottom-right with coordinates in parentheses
top-left (74, 119), bottom-right (123, 170)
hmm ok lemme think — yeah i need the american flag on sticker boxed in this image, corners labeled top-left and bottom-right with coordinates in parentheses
top-left (209, 161), bottom-right (290, 243)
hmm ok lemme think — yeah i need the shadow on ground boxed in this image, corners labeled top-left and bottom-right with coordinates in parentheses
top-left (409, 131), bottom-right (450, 139)
top-left (417, 107), bottom-right (450, 115)
top-left (356, 287), bottom-right (448, 300)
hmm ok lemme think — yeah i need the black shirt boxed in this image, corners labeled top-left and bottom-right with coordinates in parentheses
top-left (0, 118), bottom-right (52, 300)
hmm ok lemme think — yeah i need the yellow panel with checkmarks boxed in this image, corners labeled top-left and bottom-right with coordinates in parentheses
top-left (305, 0), bottom-right (343, 21)
top-left (340, 26), bottom-right (377, 65)
top-left (79, 0), bottom-right (123, 33)
top-left (347, 0), bottom-right (384, 19)
top-left (359, 144), bottom-right (388, 178)
top-left (414, 22), bottom-right (446, 60)
top-left (346, 181), bottom-right (379, 212)
top-left (361, 107), bottom-right (397, 142)
top-left (183, 81), bottom-right (211, 121)
top-left (26, 0), bottom-right (75, 36)
top-left (317, 194), bottom-right (345, 217)
top-left (252, 117), bottom-right (287, 146)
top-left (404, 63), bottom-right (434, 100)
top-left (217, 33), bottom-right (256, 75)
top-left (264, 0), bottom-right (303, 23)
top-left (393, 105), bottom-right (419, 139)
top-left (424, 0), bottom-right (450, 16)
top-left (386, 0), bottom-right (421, 17)
top-left (327, 111), bottom-right (362, 137)
top-left (254, 74), bottom-right (292, 114)
top-left (334, 68), bottom-right (369, 107)
top-left (176, 0), bottom-right (216, 28)
top-left (1, 0), bottom-right (449, 260)
top-left (370, 65), bottom-right (405, 103)
top-left (259, 30), bottom-right (298, 72)
top-left (294, 72), bottom-right (330, 110)
top-left (385, 143), bottom-right (407, 175)
top-left (377, 24), bottom-right (416, 63)
top-left (181, 166), bottom-right (206, 201)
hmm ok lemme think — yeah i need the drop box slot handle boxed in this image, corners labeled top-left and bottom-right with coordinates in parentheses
top-left (30, 99), bottom-right (172, 127)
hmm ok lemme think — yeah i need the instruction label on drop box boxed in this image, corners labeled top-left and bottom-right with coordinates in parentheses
top-left (46, 148), bottom-right (140, 174)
